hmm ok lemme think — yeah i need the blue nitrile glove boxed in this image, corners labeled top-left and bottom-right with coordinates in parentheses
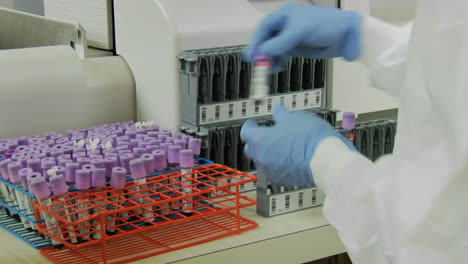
top-left (240, 104), bottom-right (356, 189)
top-left (244, 3), bottom-right (362, 71)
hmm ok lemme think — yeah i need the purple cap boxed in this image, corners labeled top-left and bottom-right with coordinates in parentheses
top-left (116, 136), bottom-right (130, 142)
top-left (118, 149), bottom-right (132, 155)
top-left (160, 129), bottom-right (172, 136)
top-left (30, 177), bottom-right (51, 200)
top-left (129, 159), bottom-right (147, 180)
top-left (58, 159), bottom-right (71, 167)
top-left (145, 145), bottom-right (159, 153)
top-left (133, 147), bottom-right (146, 158)
top-left (147, 132), bottom-right (159, 138)
top-left (65, 162), bottom-right (80, 183)
top-left (125, 130), bottom-right (137, 139)
top-left (12, 152), bottom-right (28, 161)
top-left (140, 154), bottom-right (155, 174)
top-left (19, 168), bottom-right (33, 189)
top-left (27, 172), bottom-right (42, 190)
top-left (104, 157), bottom-right (119, 176)
top-left (15, 145), bottom-right (30, 152)
top-left (148, 139), bottom-right (162, 146)
top-left (5, 149), bottom-right (18, 158)
top-left (62, 145), bottom-right (73, 154)
top-left (174, 139), bottom-right (186, 149)
top-left (7, 161), bottom-right (23, 183)
top-left (119, 153), bottom-right (134, 169)
top-left (0, 146), bottom-right (9, 155)
top-left (180, 150), bottom-right (195, 168)
top-left (168, 145), bottom-right (181, 164)
top-left (130, 139), bottom-right (139, 148)
top-left (50, 134), bottom-right (64, 141)
top-left (91, 168), bottom-right (107, 188)
top-left (104, 152), bottom-right (119, 159)
top-left (111, 167), bottom-right (127, 189)
top-left (16, 136), bottom-right (29, 145)
top-left (165, 137), bottom-right (175, 144)
top-left (152, 150), bottom-right (167, 171)
top-left (137, 141), bottom-right (149, 148)
top-left (32, 153), bottom-right (47, 160)
top-left (6, 142), bottom-right (19, 150)
top-left (27, 158), bottom-right (42, 173)
top-left (16, 156), bottom-right (29, 168)
top-left (41, 159), bottom-right (56, 171)
top-left (87, 149), bottom-right (102, 156)
top-left (54, 166), bottom-right (66, 176)
top-left (55, 138), bottom-right (69, 145)
top-left (44, 131), bottom-right (57, 139)
top-left (174, 133), bottom-right (184, 139)
top-left (43, 139), bottom-right (55, 147)
top-left (75, 169), bottom-right (91, 190)
top-left (76, 157), bottom-right (90, 167)
top-left (82, 164), bottom-right (95, 171)
top-left (157, 134), bottom-right (168, 141)
top-left (342, 112), bottom-right (357, 130)
top-left (90, 158), bottom-right (106, 168)
top-left (89, 154), bottom-right (104, 160)
top-left (73, 152), bottom-right (86, 160)
top-left (50, 174), bottom-right (68, 196)
top-left (182, 135), bottom-right (192, 144)
top-left (160, 143), bottom-right (172, 154)
top-left (116, 145), bottom-right (129, 151)
top-left (136, 134), bottom-right (145, 140)
top-left (57, 154), bottom-right (72, 161)
top-left (188, 138), bottom-right (202, 156)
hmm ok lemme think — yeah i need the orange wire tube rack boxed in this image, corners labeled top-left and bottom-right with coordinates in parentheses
top-left (37, 164), bottom-right (258, 264)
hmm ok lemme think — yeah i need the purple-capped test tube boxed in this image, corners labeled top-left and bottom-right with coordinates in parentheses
top-left (129, 159), bottom-right (154, 221)
top-left (75, 169), bottom-right (92, 239)
top-left (65, 162), bottom-right (80, 188)
top-left (140, 154), bottom-right (155, 174)
top-left (119, 153), bottom-right (134, 171)
top-left (49, 174), bottom-right (77, 244)
top-left (188, 138), bottom-right (202, 161)
top-left (180, 149), bottom-right (195, 215)
top-left (160, 143), bottom-right (172, 155)
top-left (168, 145), bottom-right (181, 168)
top-left (107, 167), bottom-right (127, 233)
top-left (27, 158), bottom-right (42, 173)
top-left (8, 161), bottom-right (32, 229)
top-left (104, 157), bottom-right (119, 178)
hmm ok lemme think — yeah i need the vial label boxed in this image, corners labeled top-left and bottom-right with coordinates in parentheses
top-left (201, 107), bottom-right (207, 123)
top-left (315, 93), bottom-right (321, 106)
top-left (271, 197), bottom-right (277, 214)
top-left (304, 93), bottom-right (309, 107)
top-left (215, 105), bottom-right (220, 121)
top-left (298, 192), bottom-right (304, 208)
top-left (267, 98), bottom-right (273, 113)
top-left (285, 195), bottom-right (290, 210)
top-left (242, 102), bottom-right (247, 117)
top-left (228, 104), bottom-right (234, 118)
top-left (312, 189), bottom-right (317, 204)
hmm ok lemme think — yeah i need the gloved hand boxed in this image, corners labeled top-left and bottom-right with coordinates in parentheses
top-left (241, 104), bottom-right (356, 189)
top-left (244, 3), bottom-right (362, 71)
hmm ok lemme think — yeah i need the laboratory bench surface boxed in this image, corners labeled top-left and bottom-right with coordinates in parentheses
top-left (0, 191), bottom-right (345, 264)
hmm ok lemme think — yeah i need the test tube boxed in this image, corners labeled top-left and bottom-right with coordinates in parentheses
top-left (152, 150), bottom-right (168, 213)
top-left (50, 174), bottom-right (78, 244)
top-left (119, 153), bottom-right (134, 172)
top-left (8, 162), bottom-right (32, 230)
top-left (168, 146), bottom-right (182, 211)
top-left (65, 162), bottom-right (80, 190)
top-left (91, 168), bottom-right (107, 240)
top-left (30, 177), bottom-right (62, 247)
top-left (250, 55), bottom-right (272, 104)
top-left (0, 158), bottom-right (18, 219)
top-left (129, 159), bottom-right (154, 223)
top-left (180, 150), bottom-right (195, 216)
top-left (75, 169), bottom-right (92, 242)
top-left (107, 167), bottom-right (127, 234)
top-left (342, 112), bottom-right (357, 143)
top-left (19, 168), bottom-right (37, 231)
top-left (188, 138), bottom-right (202, 163)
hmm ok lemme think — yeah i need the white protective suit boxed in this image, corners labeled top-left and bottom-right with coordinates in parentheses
top-left (311, 1), bottom-right (468, 263)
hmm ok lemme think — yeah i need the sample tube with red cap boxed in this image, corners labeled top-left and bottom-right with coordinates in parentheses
top-left (342, 112), bottom-right (357, 144)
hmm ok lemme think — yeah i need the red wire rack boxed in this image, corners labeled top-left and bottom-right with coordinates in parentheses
top-left (37, 164), bottom-right (258, 264)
